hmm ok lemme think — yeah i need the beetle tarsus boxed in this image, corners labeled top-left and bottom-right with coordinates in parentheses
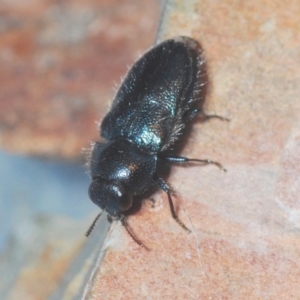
top-left (198, 111), bottom-right (230, 122)
top-left (166, 191), bottom-right (191, 233)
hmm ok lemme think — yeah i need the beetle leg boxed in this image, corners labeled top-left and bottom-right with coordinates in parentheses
top-left (153, 175), bottom-right (191, 233)
top-left (159, 155), bottom-right (226, 172)
top-left (120, 215), bottom-right (149, 250)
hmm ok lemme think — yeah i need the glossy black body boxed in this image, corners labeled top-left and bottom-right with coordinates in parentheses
top-left (100, 36), bottom-right (204, 153)
top-left (88, 36), bottom-right (217, 239)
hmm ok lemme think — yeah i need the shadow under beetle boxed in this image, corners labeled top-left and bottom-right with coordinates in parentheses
top-left (87, 36), bottom-right (226, 247)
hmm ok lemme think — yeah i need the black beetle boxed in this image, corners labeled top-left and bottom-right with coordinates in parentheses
top-left (87, 36), bottom-right (226, 246)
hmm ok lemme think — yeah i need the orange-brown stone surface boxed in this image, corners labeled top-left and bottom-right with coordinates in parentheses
top-left (0, 0), bottom-right (159, 160)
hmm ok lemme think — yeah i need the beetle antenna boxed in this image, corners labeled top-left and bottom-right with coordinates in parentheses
top-left (86, 212), bottom-right (103, 237)
top-left (120, 216), bottom-right (149, 250)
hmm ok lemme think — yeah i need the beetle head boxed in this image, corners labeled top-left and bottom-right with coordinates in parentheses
top-left (88, 177), bottom-right (133, 219)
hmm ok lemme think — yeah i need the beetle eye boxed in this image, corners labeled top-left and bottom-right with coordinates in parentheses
top-left (118, 193), bottom-right (132, 212)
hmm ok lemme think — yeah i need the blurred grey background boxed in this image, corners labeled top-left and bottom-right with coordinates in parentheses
top-left (0, 0), bottom-right (160, 298)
